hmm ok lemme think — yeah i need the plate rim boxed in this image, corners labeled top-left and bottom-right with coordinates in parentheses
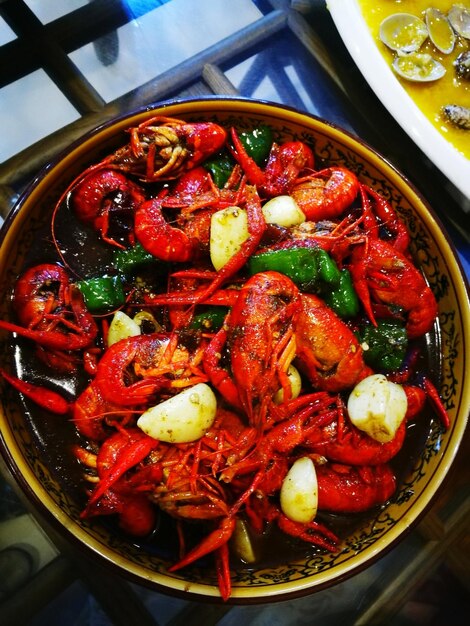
top-left (327, 0), bottom-right (470, 202)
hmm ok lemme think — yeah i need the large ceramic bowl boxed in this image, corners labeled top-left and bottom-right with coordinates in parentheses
top-left (0, 97), bottom-right (469, 602)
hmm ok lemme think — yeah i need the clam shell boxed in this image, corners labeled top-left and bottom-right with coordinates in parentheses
top-left (379, 13), bottom-right (428, 53)
top-left (425, 7), bottom-right (456, 53)
top-left (442, 104), bottom-right (470, 129)
top-left (448, 4), bottom-right (470, 39)
top-left (392, 53), bottom-right (446, 82)
top-left (454, 50), bottom-right (470, 80)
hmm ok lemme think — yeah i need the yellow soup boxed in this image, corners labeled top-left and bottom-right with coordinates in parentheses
top-left (357, 0), bottom-right (470, 159)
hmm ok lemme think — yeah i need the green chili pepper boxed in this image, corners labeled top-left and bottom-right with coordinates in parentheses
top-left (204, 126), bottom-right (273, 187)
top-left (248, 246), bottom-right (341, 292)
top-left (238, 125), bottom-right (273, 166)
top-left (323, 269), bottom-right (359, 318)
top-left (190, 306), bottom-right (230, 331)
top-left (248, 247), bottom-right (319, 289)
top-left (316, 248), bottom-right (341, 287)
top-left (112, 243), bottom-right (160, 275)
top-left (76, 275), bottom-right (125, 313)
top-left (204, 153), bottom-right (234, 188)
top-left (358, 319), bottom-right (408, 371)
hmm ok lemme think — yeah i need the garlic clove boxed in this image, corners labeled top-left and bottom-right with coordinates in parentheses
top-left (210, 206), bottom-right (249, 271)
top-left (347, 374), bottom-right (408, 443)
top-left (137, 383), bottom-right (217, 443)
top-left (107, 310), bottom-right (141, 346)
top-left (262, 195), bottom-right (306, 227)
top-left (280, 456), bottom-right (318, 523)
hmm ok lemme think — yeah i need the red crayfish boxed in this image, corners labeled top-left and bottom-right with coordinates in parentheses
top-left (351, 237), bottom-right (438, 339)
top-left (0, 263), bottom-right (98, 373)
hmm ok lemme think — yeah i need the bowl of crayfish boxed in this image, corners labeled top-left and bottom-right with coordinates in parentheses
top-left (0, 97), bottom-right (469, 603)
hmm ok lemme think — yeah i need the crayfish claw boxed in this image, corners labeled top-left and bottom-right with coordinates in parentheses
top-left (277, 512), bottom-right (340, 552)
top-left (168, 516), bottom-right (236, 573)
top-left (215, 543), bottom-right (232, 601)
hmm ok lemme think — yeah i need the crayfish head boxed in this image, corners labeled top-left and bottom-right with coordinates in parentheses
top-left (114, 118), bottom-right (228, 182)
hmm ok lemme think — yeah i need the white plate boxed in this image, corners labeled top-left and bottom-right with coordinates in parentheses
top-left (327, 0), bottom-right (470, 205)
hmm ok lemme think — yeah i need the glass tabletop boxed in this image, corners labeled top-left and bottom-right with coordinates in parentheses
top-left (0, 1), bottom-right (469, 625)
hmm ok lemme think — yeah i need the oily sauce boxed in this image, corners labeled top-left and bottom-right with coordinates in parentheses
top-left (357, 0), bottom-right (470, 159)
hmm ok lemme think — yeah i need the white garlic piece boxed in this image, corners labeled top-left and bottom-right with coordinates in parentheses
top-left (274, 364), bottom-right (302, 404)
top-left (137, 383), bottom-right (217, 443)
top-left (262, 195), bottom-right (305, 227)
top-left (347, 374), bottom-right (408, 443)
top-left (231, 518), bottom-right (256, 564)
top-left (210, 206), bottom-right (249, 271)
top-left (280, 456), bottom-right (318, 523)
top-left (107, 310), bottom-right (141, 346)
